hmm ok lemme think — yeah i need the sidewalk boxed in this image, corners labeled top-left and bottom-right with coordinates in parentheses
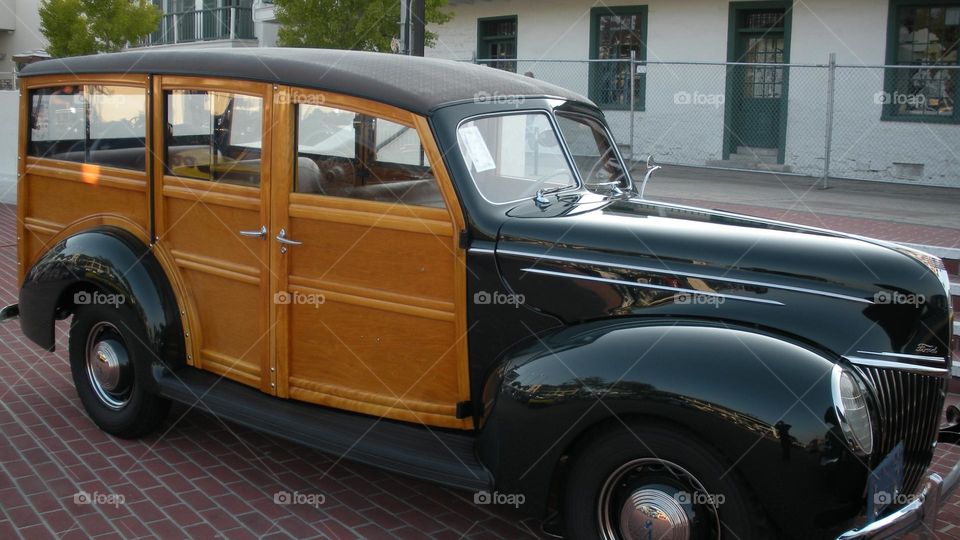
top-left (639, 165), bottom-right (960, 251)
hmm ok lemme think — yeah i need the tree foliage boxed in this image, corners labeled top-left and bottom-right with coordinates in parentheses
top-left (39, 0), bottom-right (162, 57)
top-left (274, 0), bottom-right (452, 51)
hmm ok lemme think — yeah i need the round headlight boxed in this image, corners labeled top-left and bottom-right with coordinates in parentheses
top-left (832, 366), bottom-right (874, 455)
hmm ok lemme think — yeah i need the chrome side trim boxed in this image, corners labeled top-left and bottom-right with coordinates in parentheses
top-left (469, 247), bottom-right (497, 255)
top-left (520, 267), bottom-right (785, 306)
top-left (846, 356), bottom-right (949, 376)
top-left (498, 248), bottom-right (873, 305)
top-left (855, 350), bottom-right (949, 364)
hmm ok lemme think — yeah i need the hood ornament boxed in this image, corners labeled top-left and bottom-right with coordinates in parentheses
top-left (638, 154), bottom-right (663, 200)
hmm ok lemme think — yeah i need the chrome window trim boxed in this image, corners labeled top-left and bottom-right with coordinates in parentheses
top-left (520, 267), bottom-right (785, 306)
top-left (498, 248), bottom-right (872, 305)
top-left (846, 356), bottom-right (949, 376)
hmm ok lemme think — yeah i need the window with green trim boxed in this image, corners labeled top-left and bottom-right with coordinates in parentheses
top-left (882, 0), bottom-right (959, 123)
top-left (477, 16), bottom-right (518, 73)
top-left (589, 6), bottom-right (647, 110)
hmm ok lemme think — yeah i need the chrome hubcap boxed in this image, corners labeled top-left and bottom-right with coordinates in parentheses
top-left (619, 488), bottom-right (690, 540)
top-left (85, 322), bottom-right (132, 410)
top-left (598, 458), bottom-right (719, 540)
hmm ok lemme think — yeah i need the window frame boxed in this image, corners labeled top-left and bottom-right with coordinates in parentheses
top-left (27, 83), bottom-right (149, 171)
top-left (161, 85), bottom-right (266, 188)
top-left (882, 0), bottom-right (960, 124)
top-left (476, 15), bottom-right (519, 73)
top-left (554, 110), bottom-right (632, 192)
top-left (455, 109), bottom-right (586, 206)
top-left (588, 5), bottom-right (649, 111)
top-left (291, 96), bottom-right (446, 209)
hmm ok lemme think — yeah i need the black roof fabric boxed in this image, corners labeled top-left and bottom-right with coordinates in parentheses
top-left (20, 48), bottom-right (592, 115)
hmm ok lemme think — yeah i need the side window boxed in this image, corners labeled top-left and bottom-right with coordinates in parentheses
top-left (28, 85), bottom-right (147, 170)
top-left (555, 113), bottom-right (627, 189)
top-left (29, 86), bottom-right (86, 164)
top-left (294, 103), bottom-right (445, 209)
top-left (165, 90), bottom-right (263, 187)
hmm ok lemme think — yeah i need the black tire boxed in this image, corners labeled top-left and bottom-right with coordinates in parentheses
top-left (69, 301), bottom-right (170, 438)
top-left (563, 423), bottom-right (768, 540)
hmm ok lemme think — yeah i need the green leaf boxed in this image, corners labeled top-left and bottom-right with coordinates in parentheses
top-left (39, 0), bottom-right (162, 57)
top-left (273, 0), bottom-right (451, 52)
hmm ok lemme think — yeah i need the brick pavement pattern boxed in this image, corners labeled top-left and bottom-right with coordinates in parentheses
top-left (1, 200), bottom-right (959, 539)
top-left (0, 203), bottom-right (542, 540)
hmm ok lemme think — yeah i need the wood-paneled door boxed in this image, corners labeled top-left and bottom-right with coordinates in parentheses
top-left (154, 77), bottom-right (276, 392)
top-left (269, 89), bottom-right (471, 429)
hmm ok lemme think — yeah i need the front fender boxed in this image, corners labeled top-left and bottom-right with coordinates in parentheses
top-left (477, 319), bottom-right (866, 536)
top-left (18, 227), bottom-right (185, 376)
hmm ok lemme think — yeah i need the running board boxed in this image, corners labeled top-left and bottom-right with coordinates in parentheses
top-left (153, 367), bottom-right (492, 491)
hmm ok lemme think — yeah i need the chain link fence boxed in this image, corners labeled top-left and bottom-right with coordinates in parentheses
top-left (476, 58), bottom-right (960, 188)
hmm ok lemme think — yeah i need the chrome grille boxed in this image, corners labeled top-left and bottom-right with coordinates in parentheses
top-left (857, 366), bottom-right (945, 494)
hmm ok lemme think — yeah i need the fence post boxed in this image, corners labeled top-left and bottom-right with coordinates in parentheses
top-left (629, 50), bottom-right (636, 165)
top-left (230, 7), bottom-right (237, 40)
top-left (173, 13), bottom-right (179, 44)
top-left (821, 52), bottom-right (836, 189)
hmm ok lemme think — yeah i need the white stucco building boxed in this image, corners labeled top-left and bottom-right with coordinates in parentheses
top-left (0, 0), bottom-right (47, 86)
top-left (424, 0), bottom-right (960, 187)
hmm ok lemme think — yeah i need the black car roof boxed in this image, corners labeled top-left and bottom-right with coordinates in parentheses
top-left (20, 47), bottom-right (593, 115)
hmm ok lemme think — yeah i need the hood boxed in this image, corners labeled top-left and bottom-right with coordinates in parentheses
top-left (494, 195), bottom-right (953, 363)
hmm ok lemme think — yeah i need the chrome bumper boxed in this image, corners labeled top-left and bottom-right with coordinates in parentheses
top-left (837, 434), bottom-right (960, 539)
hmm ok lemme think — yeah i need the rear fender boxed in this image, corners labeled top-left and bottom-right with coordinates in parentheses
top-left (18, 226), bottom-right (186, 379)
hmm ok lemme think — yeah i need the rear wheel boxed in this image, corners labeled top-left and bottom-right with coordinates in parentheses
top-left (563, 423), bottom-right (766, 540)
top-left (69, 301), bottom-right (170, 438)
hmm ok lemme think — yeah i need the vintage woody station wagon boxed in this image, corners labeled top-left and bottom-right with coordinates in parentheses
top-left (5, 48), bottom-right (959, 539)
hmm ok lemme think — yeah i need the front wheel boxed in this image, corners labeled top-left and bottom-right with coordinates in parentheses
top-left (563, 423), bottom-right (768, 540)
top-left (69, 301), bottom-right (170, 438)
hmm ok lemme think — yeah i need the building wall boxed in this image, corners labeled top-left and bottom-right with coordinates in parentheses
top-left (427, 0), bottom-right (960, 187)
top-left (0, 90), bottom-right (18, 203)
top-left (0, 0), bottom-right (46, 74)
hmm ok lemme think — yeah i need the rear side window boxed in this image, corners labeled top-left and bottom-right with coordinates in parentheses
top-left (165, 90), bottom-right (263, 187)
top-left (28, 85), bottom-right (147, 170)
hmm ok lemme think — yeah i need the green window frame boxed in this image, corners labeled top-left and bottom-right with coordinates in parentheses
top-left (588, 5), bottom-right (648, 110)
top-left (477, 16), bottom-right (518, 73)
top-left (882, 0), bottom-right (960, 123)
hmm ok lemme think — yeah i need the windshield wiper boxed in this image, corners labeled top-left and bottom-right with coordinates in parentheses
top-left (534, 185), bottom-right (573, 206)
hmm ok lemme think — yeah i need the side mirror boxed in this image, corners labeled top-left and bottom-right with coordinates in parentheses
top-left (639, 154), bottom-right (663, 200)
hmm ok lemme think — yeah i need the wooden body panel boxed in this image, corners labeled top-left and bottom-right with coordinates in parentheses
top-left (18, 74), bottom-right (471, 429)
top-left (269, 87), bottom-right (470, 429)
top-left (155, 77), bottom-right (274, 392)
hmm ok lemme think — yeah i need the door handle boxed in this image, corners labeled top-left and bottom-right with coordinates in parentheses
top-left (239, 225), bottom-right (267, 239)
top-left (275, 228), bottom-right (302, 253)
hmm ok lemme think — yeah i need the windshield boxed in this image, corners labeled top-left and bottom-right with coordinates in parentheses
top-left (457, 112), bottom-right (577, 204)
top-left (555, 112), bottom-right (629, 192)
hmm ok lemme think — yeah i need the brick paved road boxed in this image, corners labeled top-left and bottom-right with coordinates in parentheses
top-left (0, 202), bottom-right (542, 540)
top-left (1, 199), bottom-right (960, 539)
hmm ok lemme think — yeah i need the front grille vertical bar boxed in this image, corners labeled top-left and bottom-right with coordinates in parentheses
top-left (855, 365), bottom-right (944, 495)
